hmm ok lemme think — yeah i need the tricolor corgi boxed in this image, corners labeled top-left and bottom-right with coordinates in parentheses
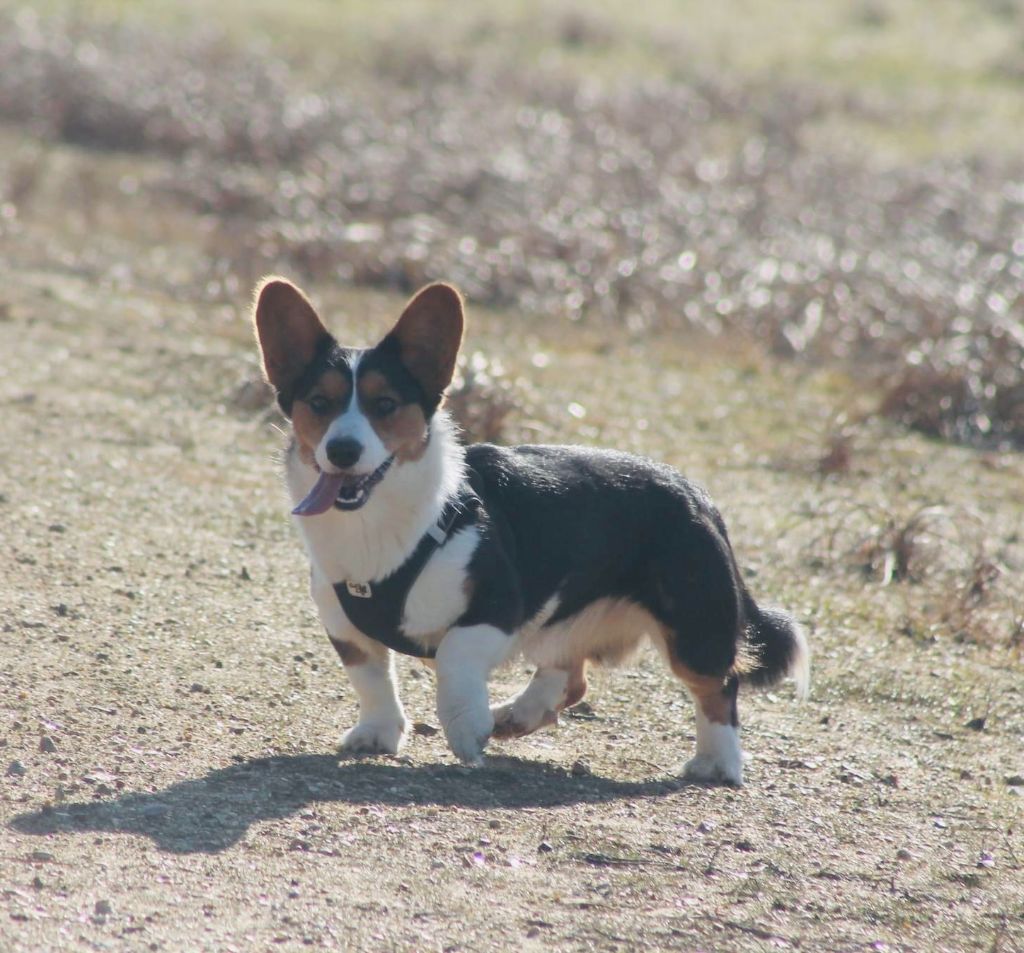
top-left (252, 278), bottom-right (808, 785)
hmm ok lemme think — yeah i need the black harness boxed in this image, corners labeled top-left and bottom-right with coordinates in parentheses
top-left (333, 480), bottom-right (483, 658)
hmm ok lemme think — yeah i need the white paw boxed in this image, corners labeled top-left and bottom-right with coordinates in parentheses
top-left (490, 700), bottom-right (558, 739)
top-left (682, 753), bottom-right (744, 787)
top-left (339, 719), bottom-right (407, 756)
top-left (442, 708), bottom-right (494, 765)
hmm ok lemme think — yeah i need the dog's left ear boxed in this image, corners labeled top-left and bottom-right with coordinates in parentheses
top-left (383, 283), bottom-right (464, 411)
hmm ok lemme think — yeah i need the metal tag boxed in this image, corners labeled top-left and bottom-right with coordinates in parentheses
top-left (346, 581), bottom-right (373, 599)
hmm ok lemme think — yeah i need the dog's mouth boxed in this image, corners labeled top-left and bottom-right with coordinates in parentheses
top-left (292, 456), bottom-right (395, 517)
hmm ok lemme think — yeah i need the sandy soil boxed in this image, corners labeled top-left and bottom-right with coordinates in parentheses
top-left (1, 220), bottom-right (1021, 951)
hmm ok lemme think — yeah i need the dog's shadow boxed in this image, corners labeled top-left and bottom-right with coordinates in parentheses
top-left (10, 754), bottom-right (694, 854)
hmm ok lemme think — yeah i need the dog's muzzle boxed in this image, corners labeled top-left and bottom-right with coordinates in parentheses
top-left (292, 456), bottom-right (395, 516)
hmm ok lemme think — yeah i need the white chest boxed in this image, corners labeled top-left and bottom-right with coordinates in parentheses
top-left (400, 526), bottom-right (480, 637)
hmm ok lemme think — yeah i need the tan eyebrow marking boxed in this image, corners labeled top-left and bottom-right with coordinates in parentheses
top-left (291, 368), bottom-right (351, 465)
top-left (357, 371), bottom-right (429, 462)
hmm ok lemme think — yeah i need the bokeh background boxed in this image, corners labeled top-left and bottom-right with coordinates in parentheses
top-left (5, 0), bottom-right (1024, 444)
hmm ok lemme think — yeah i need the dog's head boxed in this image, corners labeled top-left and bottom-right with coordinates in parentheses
top-left (253, 278), bottom-right (464, 515)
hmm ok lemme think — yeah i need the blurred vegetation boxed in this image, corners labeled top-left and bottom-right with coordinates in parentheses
top-left (2, 0), bottom-right (1023, 448)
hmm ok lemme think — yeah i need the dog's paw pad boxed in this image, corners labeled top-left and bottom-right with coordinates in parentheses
top-left (339, 720), bottom-right (406, 756)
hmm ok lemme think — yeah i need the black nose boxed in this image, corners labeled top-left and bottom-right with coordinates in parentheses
top-left (325, 437), bottom-right (363, 469)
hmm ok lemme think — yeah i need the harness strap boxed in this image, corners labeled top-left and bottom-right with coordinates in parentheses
top-left (333, 481), bottom-right (482, 658)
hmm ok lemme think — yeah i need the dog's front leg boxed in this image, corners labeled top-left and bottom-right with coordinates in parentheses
top-left (311, 571), bottom-right (408, 755)
top-left (334, 645), bottom-right (408, 755)
top-left (434, 624), bottom-right (513, 765)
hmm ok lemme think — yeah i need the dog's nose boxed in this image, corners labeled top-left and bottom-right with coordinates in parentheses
top-left (325, 437), bottom-right (363, 469)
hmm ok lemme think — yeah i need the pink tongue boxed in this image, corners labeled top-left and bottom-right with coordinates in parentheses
top-left (292, 472), bottom-right (345, 517)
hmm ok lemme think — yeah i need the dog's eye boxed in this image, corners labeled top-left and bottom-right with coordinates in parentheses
top-left (307, 395), bottom-right (331, 415)
top-left (372, 396), bottom-right (398, 417)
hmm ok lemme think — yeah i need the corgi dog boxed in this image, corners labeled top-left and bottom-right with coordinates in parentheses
top-left (252, 278), bottom-right (808, 785)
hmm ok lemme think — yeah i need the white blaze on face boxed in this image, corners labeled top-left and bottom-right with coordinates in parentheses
top-left (313, 352), bottom-right (390, 477)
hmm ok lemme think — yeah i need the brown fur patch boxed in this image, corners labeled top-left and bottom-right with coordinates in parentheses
top-left (563, 663), bottom-right (589, 709)
top-left (291, 369), bottom-right (351, 465)
top-left (329, 639), bottom-right (368, 667)
top-left (357, 370), bottom-right (430, 462)
top-left (669, 662), bottom-right (737, 726)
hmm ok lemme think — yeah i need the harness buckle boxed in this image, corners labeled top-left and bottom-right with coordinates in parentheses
top-left (345, 581), bottom-right (373, 599)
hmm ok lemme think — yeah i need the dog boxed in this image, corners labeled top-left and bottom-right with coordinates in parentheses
top-left (252, 277), bottom-right (808, 785)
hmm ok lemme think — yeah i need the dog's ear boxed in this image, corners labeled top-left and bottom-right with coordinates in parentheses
top-left (382, 283), bottom-right (464, 410)
top-left (252, 277), bottom-right (333, 398)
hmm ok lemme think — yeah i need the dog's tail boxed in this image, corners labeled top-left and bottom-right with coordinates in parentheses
top-left (738, 592), bottom-right (810, 699)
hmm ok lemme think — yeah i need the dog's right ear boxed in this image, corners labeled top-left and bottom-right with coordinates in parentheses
top-left (252, 277), bottom-right (333, 401)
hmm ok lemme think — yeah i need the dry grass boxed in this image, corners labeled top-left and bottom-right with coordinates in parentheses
top-left (1, 6), bottom-right (1024, 448)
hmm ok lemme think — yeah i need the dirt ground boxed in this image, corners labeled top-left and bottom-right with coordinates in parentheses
top-left (2, 2), bottom-right (1023, 950)
top-left (1, 185), bottom-right (1021, 951)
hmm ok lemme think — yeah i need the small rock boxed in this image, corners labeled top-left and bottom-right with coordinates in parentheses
top-left (239, 566), bottom-right (252, 581)
top-left (39, 736), bottom-right (58, 753)
top-left (47, 523), bottom-right (66, 534)
top-left (570, 759), bottom-right (591, 777)
top-left (30, 850), bottom-right (55, 862)
top-left (31, 876), bottom-right (44, 890)
top-left (94, 899), bottom-right (113, 916)
top-left (6, 760), bottom-right (26, 777)
top-left (565, 701), bottom-right (597, 720)
top-left (537, 841), bottom-right (554, 853)
top-left (964, 716), bottom-right (987, 732)
top-left (896, 848), bottom-right (914, 861)
top-left (1004, 775), bottom-right (1024, 787)
top-left (412, 722), bottom-right (439, 737)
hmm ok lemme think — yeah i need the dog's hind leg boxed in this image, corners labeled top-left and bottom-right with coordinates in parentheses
top-left (491, 662), bottom-right (587, 739)
top-left (647, 516), bottom-right (746, 785)
top-left (673, 668), bottom-right (743, 786)
top-left (311, 570), bottom-right (408, 755)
